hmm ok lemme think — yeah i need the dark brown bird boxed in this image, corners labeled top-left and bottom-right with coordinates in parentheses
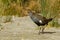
top-left (27, 9), bottom-right (56, 34)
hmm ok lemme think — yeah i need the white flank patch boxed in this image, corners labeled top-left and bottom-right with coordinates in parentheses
top-left (39, 20), bottom-right (42, 23)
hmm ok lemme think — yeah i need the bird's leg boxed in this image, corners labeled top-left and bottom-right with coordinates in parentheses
top-left (38, 26), bottom-right (41, 35)
top-left (42, 27), bottom-right (45, 33)
top-left (42, 25), bottom-right (47, 33)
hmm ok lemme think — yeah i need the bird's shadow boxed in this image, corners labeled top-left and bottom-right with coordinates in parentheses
top-left (39, 31), bottom-right (56, 34)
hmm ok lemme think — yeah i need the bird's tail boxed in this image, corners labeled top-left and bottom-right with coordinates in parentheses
top-left (47, 16), bottom-right (56, 22)
top-left (52, 16), bottom-right (56, 20)
top-left (47, 18), bottom-right (53, 22)
top-left (53, 16), bottom-right (56, 19)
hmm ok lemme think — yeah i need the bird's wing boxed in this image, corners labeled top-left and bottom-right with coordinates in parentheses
top-left (35, 14), bottom-right (47, 20)
top-left (34, 14), bottom-right (47, 24)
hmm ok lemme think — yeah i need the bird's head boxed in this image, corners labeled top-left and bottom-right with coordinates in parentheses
top-left (26, 9), bottom-right (36, 16)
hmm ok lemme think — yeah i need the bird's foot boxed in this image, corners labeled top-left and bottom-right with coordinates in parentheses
top-left (42, 32), bottom-right (44, 34)
top-left (38, 32), bottom-right (40, 35)
top-left (38, 30), bottom-right (41, 35)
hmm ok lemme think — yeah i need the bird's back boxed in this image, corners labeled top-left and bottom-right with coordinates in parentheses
top-left (28, 10), bottom-right (53, 26)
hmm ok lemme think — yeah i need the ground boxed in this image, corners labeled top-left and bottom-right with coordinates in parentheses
top-left (0, 16), bottom-right (60, 40)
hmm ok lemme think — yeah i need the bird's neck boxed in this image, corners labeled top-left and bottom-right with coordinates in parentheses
top-left (28, 12), bottom-right (33, 17)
